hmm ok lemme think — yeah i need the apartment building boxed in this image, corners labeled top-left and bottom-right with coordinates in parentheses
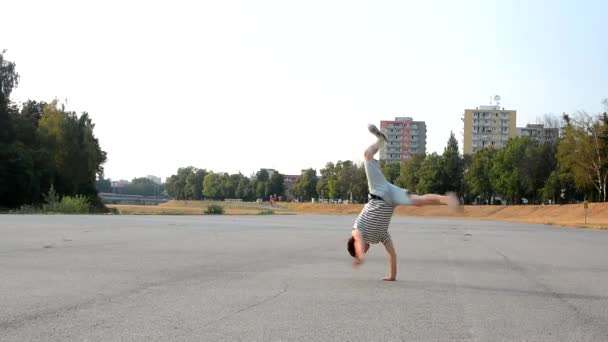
top-left (379, 117), bottom-right (427, 162)
top-left (463, 105), bottom-right (517, 154)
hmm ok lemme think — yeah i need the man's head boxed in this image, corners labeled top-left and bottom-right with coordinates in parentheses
top-left (347, 236), bottom-right (370, 257)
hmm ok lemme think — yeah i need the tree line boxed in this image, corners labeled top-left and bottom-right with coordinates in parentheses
top-left (163, 167), bottom-right (285, 201)
top-left (163, 109), bottom-right (608, 205)
top-left (0, 51), bottom-right (107, 210)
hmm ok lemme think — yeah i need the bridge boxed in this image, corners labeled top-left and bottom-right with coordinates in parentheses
top-left (98, 193), bottom-right (169, 205)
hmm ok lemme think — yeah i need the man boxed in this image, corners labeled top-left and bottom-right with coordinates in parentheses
top-left (348, 124), bottom-right (460, 281)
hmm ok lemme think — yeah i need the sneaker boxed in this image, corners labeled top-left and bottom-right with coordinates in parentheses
top-left (368, 124), bottom-right (387, 141)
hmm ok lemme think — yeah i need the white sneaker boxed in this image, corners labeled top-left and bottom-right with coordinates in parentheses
top-left (368, 124), bottom-right (387, 141)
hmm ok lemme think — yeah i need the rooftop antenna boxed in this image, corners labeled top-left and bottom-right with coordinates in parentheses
top-left (494, 95), bottom-right (501, 107)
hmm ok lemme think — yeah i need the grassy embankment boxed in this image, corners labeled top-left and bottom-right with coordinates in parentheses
top-left (109, 200), bottom-right (608, 230)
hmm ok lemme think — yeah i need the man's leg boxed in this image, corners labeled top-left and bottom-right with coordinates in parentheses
top-left (364, 124), bottom-right (387, 160)
top-left (363, 124), bottom-right (390, 198)
top-left (410, 193), bottom-right (460, 207)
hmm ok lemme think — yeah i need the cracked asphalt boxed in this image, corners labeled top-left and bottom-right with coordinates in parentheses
top-left (1, 215), bottom-right (608, 341)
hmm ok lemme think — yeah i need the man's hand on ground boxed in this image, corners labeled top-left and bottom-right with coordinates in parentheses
top-left (352, 257), bottom-right (364, 268)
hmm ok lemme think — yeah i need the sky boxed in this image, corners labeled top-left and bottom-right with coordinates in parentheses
top-left (4, 0), bottom-right (608, 181)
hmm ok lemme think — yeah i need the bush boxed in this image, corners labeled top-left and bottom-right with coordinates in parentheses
top-left (8, 186), bottom-right (92, 214)
top-left (54, 195), bottom-right (91, 214)
top-left (257, 209), bottom-right (274, 215)
top-left (205, 204), bottom-right (224, 215)
top-left (10, 205), bottom-right (41, 214)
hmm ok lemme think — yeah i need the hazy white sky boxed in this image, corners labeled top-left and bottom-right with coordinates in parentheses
top-left (4, 0), bottom-right (607, 181)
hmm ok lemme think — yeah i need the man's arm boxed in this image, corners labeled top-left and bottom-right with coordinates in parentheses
top-left (383, 239), bottom-right (397, 281)
top-left (352, 229), bottom-right (366, 267)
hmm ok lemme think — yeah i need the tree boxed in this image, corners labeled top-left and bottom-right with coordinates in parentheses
top-left (126, 178), bottom-right (161, 197)
top-left (350, 163), bottom-right (369, 203)
top-left (0, 143), bottom-right (35, 207)
top-left (0, 50), bottom-right (19, 144)
top-left (442, 132), bottom-right (463, 194)
top-left (317, 162), bottom-right (335, 199)
top-left (235, 175), bottom-right (254, 201)
top-left (256, 169), bottom-right (270, 182)
top-left (269, 172), bottom-right (285, 198)
top-left (380, 161), bottom-right (400, 184)
top-left (36, 101), bottom-right (107, 200)
top-left (221, 173), bottom-right (236, 199)
top-left (417, 153), bottom-right (444, 194)
top-left (465, 147), bottom-right (496, 204)
top-left (557, 112), bottom-right (608, 202)
top-left (395, 153), bottom-right (425, 192)
top-left (202, 172), bottom-right (223, 200)
top-left (490, 137), bottom-right (531, 204)
top-left (0, 52), bottom-right (106, 209)
top-left (186, 168), bottom-right (207, 200)
top-left (164, 166), bottom-right (203, 200)
top-left (96, 176), bottom-right (112, 193)
top-left (290, 168), bottom-right (318, 201)
top-left (13, 100), bottom-right (44, 147)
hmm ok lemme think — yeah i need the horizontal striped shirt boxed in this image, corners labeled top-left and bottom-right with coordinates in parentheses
top-left (353, 199), bottom-right (395, 244)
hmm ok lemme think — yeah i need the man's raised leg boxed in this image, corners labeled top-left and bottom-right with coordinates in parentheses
top-left (364, 124), bottom-right (387, 160)
top-left (410, 192), bottom-right (460, 208)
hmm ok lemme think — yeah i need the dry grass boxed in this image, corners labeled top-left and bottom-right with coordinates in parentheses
top-left (109, 200), bottom-right (291, 216)
top-left (109, 200), bottom-right (608, 230)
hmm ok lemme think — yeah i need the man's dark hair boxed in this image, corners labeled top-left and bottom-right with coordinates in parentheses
top-left (347, 237), bottom-right (356, 257)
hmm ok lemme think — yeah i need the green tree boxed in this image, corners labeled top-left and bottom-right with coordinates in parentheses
top-left (165, 166), bottom-right (198, 200)
top-left (417, 153), bottom-right (444, 194)
top-left (380, 161), bottom-right (400, 184)
top-left (37, 101), bottom-right (107, 200)
top-left (317, 162), bottom-right (335, 199)
top-left (269, 172), bottom-right (285, 198)
top-left (465, 147), bottom-right (496, 204)
top-left (186, 168), bottom-right (207, 200)
top-left (442, 132), bottom-right (463, 194)
top-left (96, 175), bottom-right (112, 193)
top-left (0, 50), bottom-right (19, 144)
top-left (221, 173), bottom-right (236, 199)
top-left (126, 177), bottom-right (161, 197)
top-left (490, 137), bottom-right (530, 204)
top-left (235, 175), bottom-right (254, 201)
top-left (395, 153), bottom-right (425, 192)
top-left (202, 172), bottom-right (223, 200)
top-left (13, 100), bottom-right (44, 147)
top-left (351, 163), bottom-right (369, 203)
top-left (558, 112), bottom-right (608, 202)
top-left (256, 169), bottom-right (270, 182)
top-left (290, 168), bottom-right (318, 201)
top-left (0, 143), bottom-right (35, 207)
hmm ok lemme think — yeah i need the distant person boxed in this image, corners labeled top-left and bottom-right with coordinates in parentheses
top-left (348, 124), bottom-right (460, 281)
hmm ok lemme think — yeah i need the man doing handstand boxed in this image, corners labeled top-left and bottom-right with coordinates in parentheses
top-left (348, 124), bottom-right (460, 281)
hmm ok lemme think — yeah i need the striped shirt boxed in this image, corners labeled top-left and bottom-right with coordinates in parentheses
top-left (353, 199), bottom-right (395, 244)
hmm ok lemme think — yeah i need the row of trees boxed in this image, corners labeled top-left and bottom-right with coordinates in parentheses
top-left (162, 108), bottom-right (607, 205)
top-left (96, 177), bottom-right (164, 197)
top-left (289, 133), bottom-right (466, 203)
top-left (465, 111), bottom-right (607, 204)
top-left (0, 51), bottom-right (107, 209)
top-left (164, 167), bottom-right (285, 201)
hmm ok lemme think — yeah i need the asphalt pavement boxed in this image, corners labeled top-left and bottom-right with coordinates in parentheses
top-left (1, 214), bottom-right (607, 341)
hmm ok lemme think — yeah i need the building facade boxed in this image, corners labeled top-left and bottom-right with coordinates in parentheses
top-left (463, 105), bottom-right (517, 154)
top-left (379, 117), bottom-right (427, 163)
top-left (516, 124), bottom-right (559, 144)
